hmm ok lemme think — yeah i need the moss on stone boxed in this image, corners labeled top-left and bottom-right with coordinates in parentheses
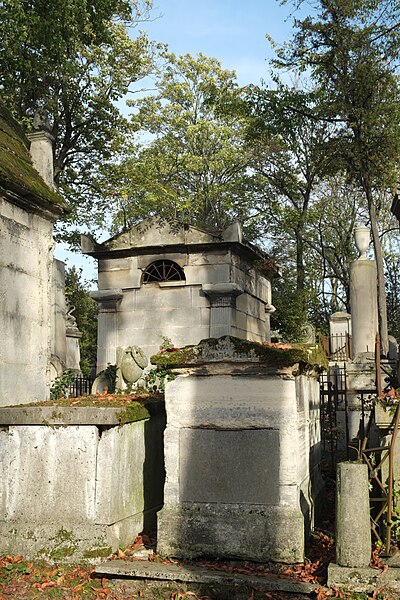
top-left (150, 347), bottom-right (197, 368)
top-left (54, 528), bottom-right (75, 543)
top-left (116, 401), bottom-right (150, 425)
top-left (83, 546), bottom-right (112, 559)
top-left (0, 104), bottom-right (66, 209)
top-left (151, 336), bottom-right (328, 371)
top-left (49, 546), bottom-right (76, 561)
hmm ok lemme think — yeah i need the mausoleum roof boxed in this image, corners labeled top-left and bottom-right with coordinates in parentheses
top-left (82, 219), bottom-right (280, 279)
top-left (0, 103), bottom-right (66, 218)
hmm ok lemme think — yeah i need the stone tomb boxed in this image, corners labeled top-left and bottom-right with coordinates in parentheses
top-left (82, 220), bottom-right (279, 372)
top-left (155, 336), bottom-right (324, 563)
top-left (0, 400), bottom-right (165, 561)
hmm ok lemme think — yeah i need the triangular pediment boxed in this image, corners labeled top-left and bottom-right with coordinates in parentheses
top-left (82, 219), bottom-right (243, 254)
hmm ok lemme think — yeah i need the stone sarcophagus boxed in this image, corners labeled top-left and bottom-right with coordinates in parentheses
top-left (153, 336), bottom-right (326, 563)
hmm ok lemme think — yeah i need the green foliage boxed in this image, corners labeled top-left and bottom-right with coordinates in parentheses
top-left (50, 370), bottom-right (75, 401)
top-left (99, 52), bottom-right (255, 235)
top-left (99, 364), bottom-right (117, 394)
top-left (65, 267), bottom-right (98, 375)
top-left (0, 0), bottom-right (158, 245)
top-left (159, 336), bottom-right (174, 350)
top-left (273, 0), bottom-right (400, 352)
top-left (145, 366), bottom-right (175, 393)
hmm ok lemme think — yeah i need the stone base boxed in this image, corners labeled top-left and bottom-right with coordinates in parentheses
top-left (328, 563), bottom-right (400, 593)
top-left (0, 507), bottom-right (161, 563)
top-left (157, 503), bottom-right (304, 563)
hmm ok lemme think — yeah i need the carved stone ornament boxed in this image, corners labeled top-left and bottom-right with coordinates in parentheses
top-left (116, 345), bottom-right (148, 390)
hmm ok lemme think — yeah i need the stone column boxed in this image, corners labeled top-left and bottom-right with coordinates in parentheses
top-left (203, 283), bottom-right (243, 338)
top-left (336, 462), bottom-right (371, 567)
top-left (90, 289), bottom-right (123, 372)
top-left (27, 128), bottom-right (55, 190)
top-left (350, 227), bottom-right (378, 357)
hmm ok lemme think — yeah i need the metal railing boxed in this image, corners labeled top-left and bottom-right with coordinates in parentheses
top-left (68, 376), bottom-right (95, 397)
top-left (319, 333), bottom-right (352, 361)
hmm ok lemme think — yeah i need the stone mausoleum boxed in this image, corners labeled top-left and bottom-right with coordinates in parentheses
top-left (82, 220), bottom-right (280, 371)
top-left (0, 105), bottom-right (67, 405)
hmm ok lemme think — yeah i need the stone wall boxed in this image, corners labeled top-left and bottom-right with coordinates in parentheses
top-left (50, 259), bottom-right (67, 377)
top-left (93, 248), bottom-right (273, 371)
top-left (155, 337), bottom-right (324, 563)
top-left (0, 104), bottom-right (66, 405)
top-left (0, 401), bottom-right (165, 561)
top-left (0, 197), bottom-right (55, 404)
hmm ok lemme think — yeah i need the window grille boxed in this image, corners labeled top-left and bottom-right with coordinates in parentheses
top-left (143, 260), bottom-right (185, 283)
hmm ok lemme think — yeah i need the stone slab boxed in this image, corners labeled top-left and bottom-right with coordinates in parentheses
top-left (97, 422), bottom-right (145, 523)
top-left (179, 428), bottom-right (280, 504)
top-left (157, 503), bottom-right (305, 563)
top-left (328, 562), bottom-right (400, 593)
top-left (94, 559), bottom-right (319, 594)
top-left (165, 376), bottom-right (297, 429)
top-left (0, 406), bottom-right (148, 425)
top-left (3, 426), bottom-right (98, 522)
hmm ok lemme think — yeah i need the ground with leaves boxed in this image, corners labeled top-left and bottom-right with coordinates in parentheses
top-left (0, 529), bottom-right (396, 600)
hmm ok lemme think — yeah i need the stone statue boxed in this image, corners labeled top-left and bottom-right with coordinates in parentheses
top-left (66, 301), bottom-right (78, 329)
top-left (32, 109), bottom-right (51, 132)
top-left (116, 346), bottom-right (148, 390)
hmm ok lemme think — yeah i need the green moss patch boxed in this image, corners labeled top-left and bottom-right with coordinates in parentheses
top-left (116, 402), bottom-right (150, 425)
top-left (151, 335), bottom-right (328, 371)
top-left (0, 104), bottom-right (66, 210)
top-left (83, 546), bottom-right (112, 559)
top-left (10, 391), bottom-right (160, 408)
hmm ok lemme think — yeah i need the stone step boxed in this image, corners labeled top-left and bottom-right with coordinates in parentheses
top-left (93, 559), bottom-right (320, 595)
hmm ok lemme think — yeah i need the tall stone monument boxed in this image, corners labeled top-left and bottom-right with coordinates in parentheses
top-left (341, 226), bottom-right (379, 448)
top-left (350, 226), bottom-right (378, 357)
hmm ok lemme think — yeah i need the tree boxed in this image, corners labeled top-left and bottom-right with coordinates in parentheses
top-left (305, 176), bottom-right (366, 315)
top-left (0, 0), bottom-right (158, 243)
top-left (99, 52), bottom-right (255, 234)
top-left (245, 85), bottom-right (334, 325)
top-left (65, 267), bottom-right (98, 376)
top-left (274, 0), bottom-right (400, 354)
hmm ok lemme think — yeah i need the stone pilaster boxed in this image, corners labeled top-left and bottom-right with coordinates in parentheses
top-left (27, 129), bottom-right (55, 190)
top-left (90, 289), bottom-right (123, 372)
top-left (203, 283), bottom-right (243, 338)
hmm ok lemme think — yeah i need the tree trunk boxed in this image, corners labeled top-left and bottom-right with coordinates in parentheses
top-left (369, 198), bottom-right (389, 356)
top-left (295, 226), bottom-right (305, 293)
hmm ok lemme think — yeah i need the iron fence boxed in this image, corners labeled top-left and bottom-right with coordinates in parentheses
top-left (68, 376), bottom-right (95, 397)
top-left (319, 333), bottom-right (352, 361)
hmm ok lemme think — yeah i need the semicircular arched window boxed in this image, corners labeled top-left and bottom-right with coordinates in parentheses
top-left (143, 260), bottom-right (186, 283)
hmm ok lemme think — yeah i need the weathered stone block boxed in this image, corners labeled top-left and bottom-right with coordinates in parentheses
top-left (179, 429), bottom-right (280, 504)
top-left (335, 462), bottom-right (371, 568)
top-left (159, 359), bottom-right (322, 564)
top-left (0, 404), bottom-right (166, 562)
top-left (96, 422), bottom-right (146, 524)
top-left (165, 375), bottom-right (297, 429)
top-left (157, 504), bottom-right (305, 563)
top-left (183, 264), bottom-right (230, 286)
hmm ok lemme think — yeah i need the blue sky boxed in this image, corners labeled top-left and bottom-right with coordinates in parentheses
top-left (142, 0), bottom-right (296, 85)
top-left (54, 0), bottom-right (299, 283)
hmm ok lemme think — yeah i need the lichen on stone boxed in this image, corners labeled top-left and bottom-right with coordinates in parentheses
top-left (150, 335), bottom-right (328, 371)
